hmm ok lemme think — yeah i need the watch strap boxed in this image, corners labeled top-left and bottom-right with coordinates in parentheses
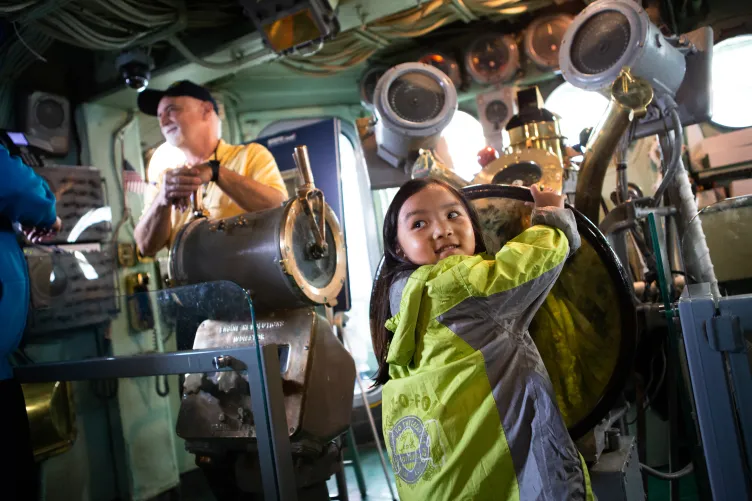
top-left (209, 160), bottom-right (220, 183)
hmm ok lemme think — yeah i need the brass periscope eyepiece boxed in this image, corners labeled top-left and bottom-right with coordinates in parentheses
top-left (575, 68), bottom-right (654, 223)
top-left (473, 87), bottom-right (567, 194)
top-left (292, 145), bottom-right (328, 258)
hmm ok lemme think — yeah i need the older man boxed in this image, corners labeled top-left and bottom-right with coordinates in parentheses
top-left (135, 80), bottom-right (288, 257)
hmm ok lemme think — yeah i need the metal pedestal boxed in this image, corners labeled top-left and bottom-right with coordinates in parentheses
top-left (677, 284), bottom-right (752, 500)
top-left (14, 345), bottom-right (298, 501)
top-left (590, 436), bottom-right (645, 501)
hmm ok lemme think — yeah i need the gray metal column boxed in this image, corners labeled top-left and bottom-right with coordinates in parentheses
top-left (677, 284), bottom-right (750, 499)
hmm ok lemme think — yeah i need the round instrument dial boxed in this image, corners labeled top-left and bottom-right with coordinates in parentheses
top-left (465, 34), bottom-right (520, 84)
top-left (492, 162), bottom-right (542, 186)
top-left (386, 72), bottom-right (446, 123)
top-left (484, 99), bottom-right (510, 125)
top-left (524, 14), bottom-right (573, 69)
top-left (418, 52), bottom-right (462, 89)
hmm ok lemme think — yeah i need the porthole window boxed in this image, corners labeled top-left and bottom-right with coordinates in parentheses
top-left (438, 110), bottom-right (487, 180)
top-left (544, 82), bottom-right (609, 144)
top-left (710, 34), bottom-right (752, 129)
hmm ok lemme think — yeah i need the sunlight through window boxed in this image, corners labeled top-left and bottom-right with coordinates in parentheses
top-left (545, 82), bottom-right (609, 145)
top-left (710, 35), bottom-right (752, 129)
top-left (339, 134), bottom-right (380, 386)
top-left (439, 110), bottom-right (486, 181)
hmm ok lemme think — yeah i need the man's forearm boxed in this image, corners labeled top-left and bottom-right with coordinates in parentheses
top-left (216, 167), bottom-right (286, 213)
top-left (134, 200), bottom-right (172, 257)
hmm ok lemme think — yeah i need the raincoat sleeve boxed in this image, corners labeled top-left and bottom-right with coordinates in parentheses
top-left (425, 207), bottom-right (580, 326)
top-left (0, 146), bottom-right (57, 227)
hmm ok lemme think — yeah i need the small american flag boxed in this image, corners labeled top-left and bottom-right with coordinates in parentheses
top-left (123, 160), bottom-right (148, 194)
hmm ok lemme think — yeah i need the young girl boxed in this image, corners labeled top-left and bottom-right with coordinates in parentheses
top-left (370, 179), bottom-right (594, 501)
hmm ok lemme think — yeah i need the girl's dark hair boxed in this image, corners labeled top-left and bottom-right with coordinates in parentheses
top-left (369, 178), bottom-right (486, 386)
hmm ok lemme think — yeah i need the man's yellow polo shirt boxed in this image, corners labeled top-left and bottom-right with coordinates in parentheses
top-left (144, 139), bottom-right (289, 250)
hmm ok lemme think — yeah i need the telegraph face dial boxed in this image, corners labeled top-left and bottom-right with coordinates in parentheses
top-left (525, 14), bottom-right (573, 69)
top-left (465, 34), bottom-right (520, 84)
top-left (484, 99), bottom-right (510, 126)
top-left (386, 72), bottom-right (446, 123)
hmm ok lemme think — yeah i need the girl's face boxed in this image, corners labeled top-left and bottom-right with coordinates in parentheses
top-left (396, 184), bottom-right (477, 265)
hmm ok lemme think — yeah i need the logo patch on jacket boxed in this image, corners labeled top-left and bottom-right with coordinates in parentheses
top-left (388, 415), bottom-right (443, 484)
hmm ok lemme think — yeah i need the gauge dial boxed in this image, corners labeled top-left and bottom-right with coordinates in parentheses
top-left (418, 52), bottom-right (462, 88)
top-left (492, 162), bottom-right (542, 186)
top-left (524, 14), bottom-right (573, 69)
top-left (387, 72), bottom-right (446, 123)
top-left (465, 34), bottom-right (520, 84)
top-left (484, 100), bottom-right (509, 126)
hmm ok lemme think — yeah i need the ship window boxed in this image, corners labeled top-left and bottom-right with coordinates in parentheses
top-left (338, 132), bottom-right (381, 387)
top-left (710, 34), bottom-right (752, 129)
top-left (544, 82), bottom-right (609, 145)
top-left (438, 110), bottom-right (486, 181)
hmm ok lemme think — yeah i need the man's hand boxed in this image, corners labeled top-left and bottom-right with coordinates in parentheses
top-left (530, 184), bottom-right (565, 209)
top-left (24, 216), bottom-right (63, 243)
top-left (159, 166), bottom-right (210, 209)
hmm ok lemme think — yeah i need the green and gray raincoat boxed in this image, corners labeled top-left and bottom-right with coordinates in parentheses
top-left (382, 207), bottom-right (594, 501)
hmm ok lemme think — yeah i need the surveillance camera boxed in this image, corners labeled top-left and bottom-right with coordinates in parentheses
top-left (116, 50), bottom-right (155, 92)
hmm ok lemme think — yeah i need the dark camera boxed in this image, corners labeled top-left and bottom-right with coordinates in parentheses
top-left (116, 50), bottom-right (154, 92)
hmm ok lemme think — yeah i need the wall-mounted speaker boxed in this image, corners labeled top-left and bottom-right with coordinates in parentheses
top-left (23, 92), bottom-right (70, 156)
top-left (476, 86), bottom-right (517, 153)
top-left (373, 62), bottom-right (457, 169)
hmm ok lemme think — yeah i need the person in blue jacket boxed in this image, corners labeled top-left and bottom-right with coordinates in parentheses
top-left (0, 144), bottom-right (61, 500)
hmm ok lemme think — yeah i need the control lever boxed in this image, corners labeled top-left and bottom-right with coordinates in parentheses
top-left (292, 145), bottom-right (328, 259)
top-left (190, 189), bottom-right (206, 220)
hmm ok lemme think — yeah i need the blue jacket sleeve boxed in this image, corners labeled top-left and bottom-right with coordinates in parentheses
top-left (0, 145), bottom-right (57, 227)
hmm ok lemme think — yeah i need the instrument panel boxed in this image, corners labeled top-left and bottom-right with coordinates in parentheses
top-left (359, 12), bottom-right (573, 98)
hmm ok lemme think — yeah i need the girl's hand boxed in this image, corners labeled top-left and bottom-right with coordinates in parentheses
top-left (530, 185), bottom-right (565, 209)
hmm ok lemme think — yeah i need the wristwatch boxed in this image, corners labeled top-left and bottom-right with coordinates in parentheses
top-left (209, 160), bottom-right (220, 183)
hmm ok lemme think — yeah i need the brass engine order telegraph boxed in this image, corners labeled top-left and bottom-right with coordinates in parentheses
top-left (473, 87), bottom-right (570, 195)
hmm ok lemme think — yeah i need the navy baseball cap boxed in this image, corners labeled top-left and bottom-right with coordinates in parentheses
top-left (137, 80), bottom-right (219, 116)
